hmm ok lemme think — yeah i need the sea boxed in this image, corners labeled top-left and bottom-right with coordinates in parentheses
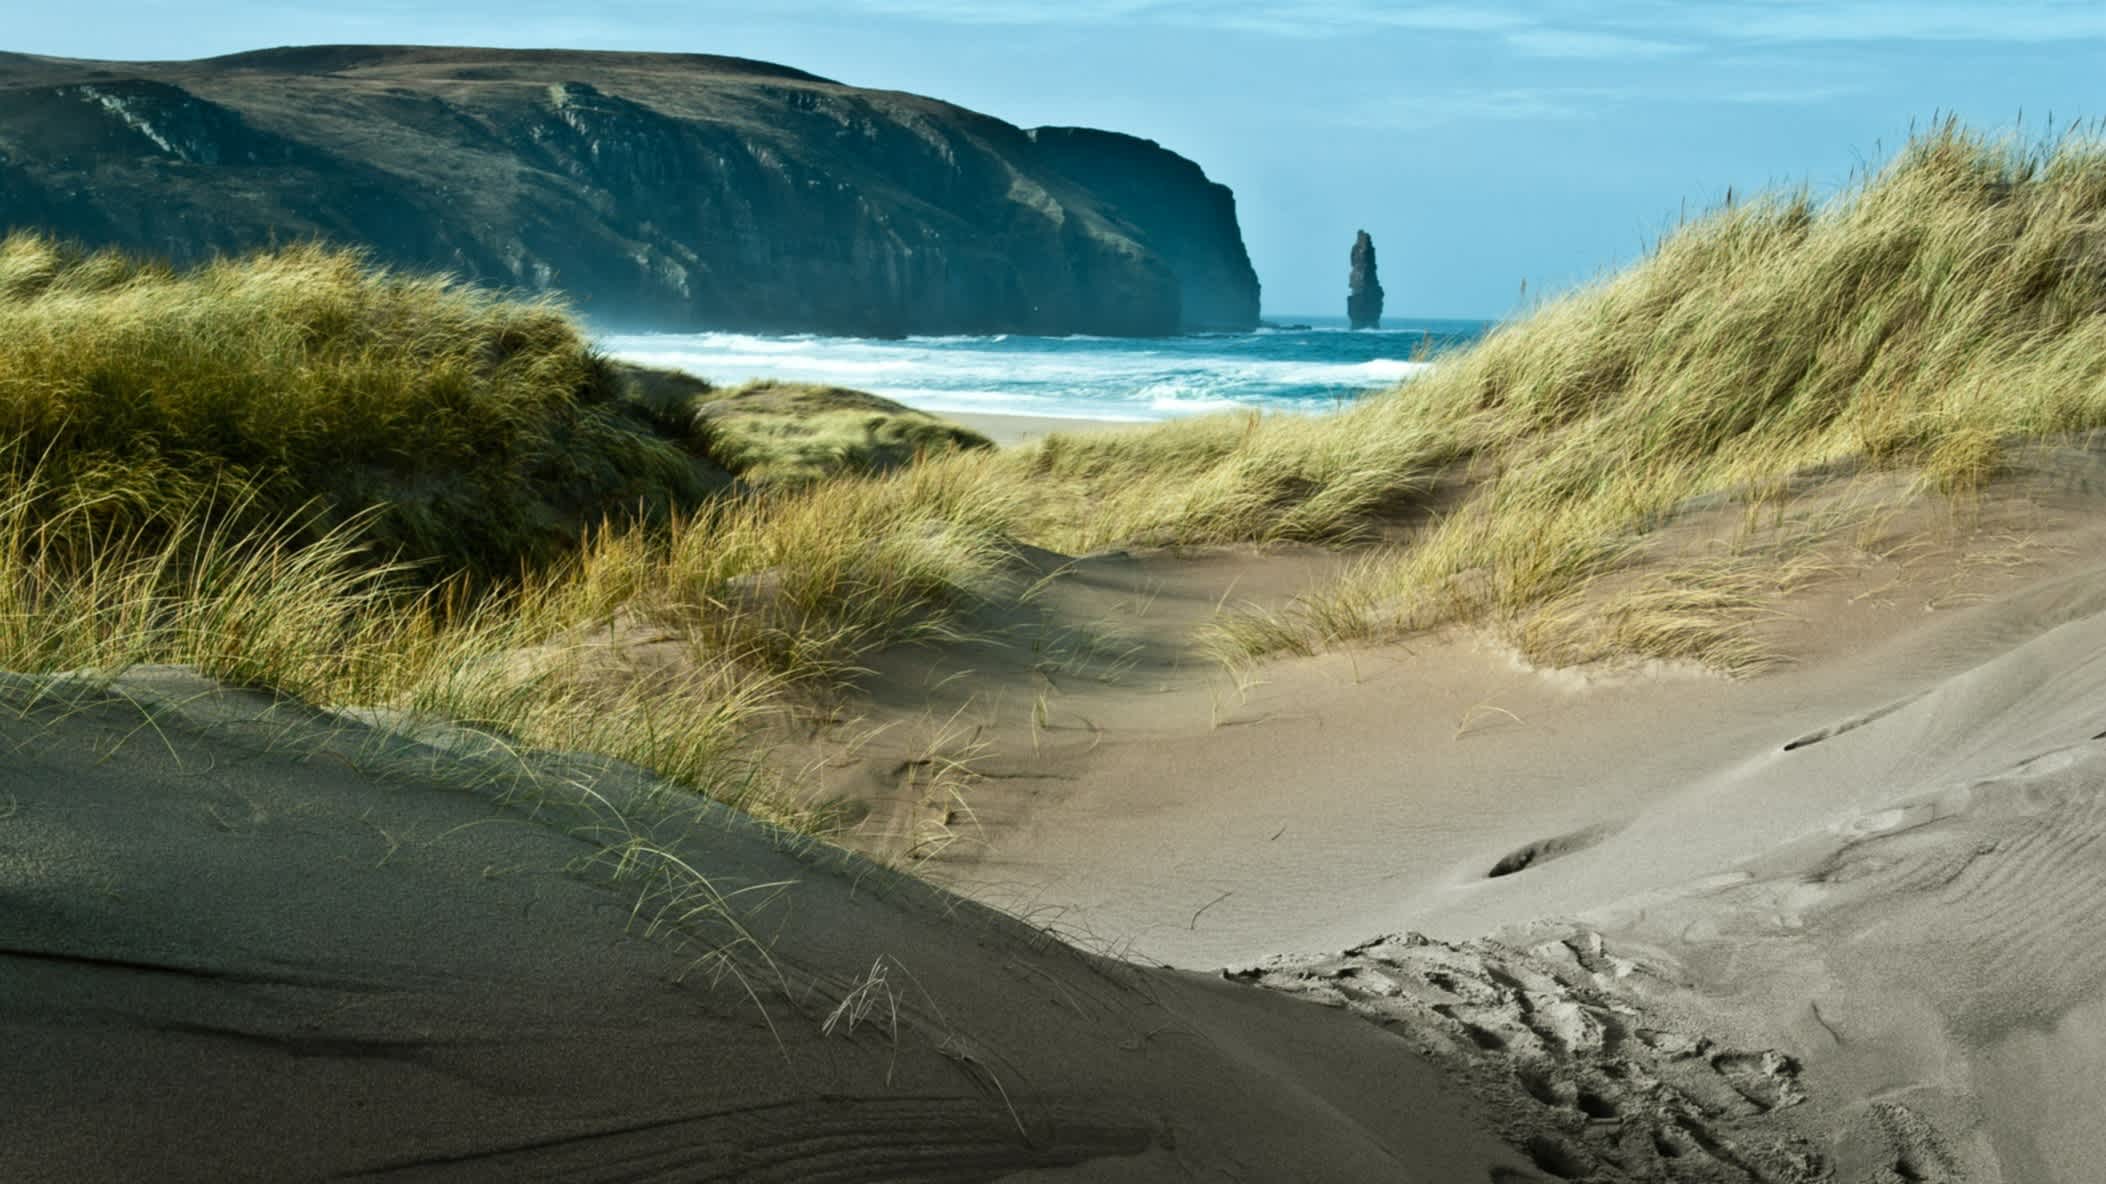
top-left (599, 315), bottom-right (1492, 423)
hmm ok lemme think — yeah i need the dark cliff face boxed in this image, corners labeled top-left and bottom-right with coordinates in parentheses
top-left (1026, 127), bottom-right (1261, 332)
top-left (0, 47), bottom-right (1261, 337)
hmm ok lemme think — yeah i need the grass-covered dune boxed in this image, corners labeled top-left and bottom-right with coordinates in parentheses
top-left (693, 379), bottom-right (993, 482)
top-left (0, 237), bottom-right (993, 577)
top-left (6, 121), bottom-right (2104, 833)
top-left (0, 236), bottom-right (997, 826)
top-left (620, 366), bottom-right (993, 483)
top-left (988, 122), bottom-right (2106, 670)
top-left (1227, 122), bottom-right (2106, 668)
top-left (0, 235), bottom-right (737, 578)
top-left (699, 122), bottom-right (2106, 677)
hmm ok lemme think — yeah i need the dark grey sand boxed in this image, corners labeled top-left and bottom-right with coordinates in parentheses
top-left (0, 670), bottom-right (1523, 1181)
top-left (13, 442), bottom-right (2106, 1181)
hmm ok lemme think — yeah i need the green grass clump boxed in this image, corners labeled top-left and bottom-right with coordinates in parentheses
top-left (1004, 402), bottom-right (1452, 551)
top-left (0, 235), bottom-right (726, 579)
top-left (562, 453), bottom-right (1029, 685)
top-left (688, 380), bottom-right (993, 483)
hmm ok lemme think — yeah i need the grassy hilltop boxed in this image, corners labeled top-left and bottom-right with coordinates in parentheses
top-left (0, 45), bottom-right (1260, 336)
top-left (5, 121), bottom-right (2105, 832)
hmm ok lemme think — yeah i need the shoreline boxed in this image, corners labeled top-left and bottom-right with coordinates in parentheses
top-left (941, 409), bottom-right (1161, 447)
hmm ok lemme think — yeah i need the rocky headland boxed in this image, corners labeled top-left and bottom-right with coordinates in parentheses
top-left (0, 46), bottom-right (1261, 336)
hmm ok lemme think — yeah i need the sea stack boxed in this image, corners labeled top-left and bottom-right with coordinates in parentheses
top-left (1347, 229), bottom-right (1385, 330)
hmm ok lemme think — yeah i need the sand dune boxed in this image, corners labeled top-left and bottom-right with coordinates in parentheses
top-left (11, 445), bottom-right (2106, 1180)
top-left (0, 668), bottom-right (1528, 1181)
top-left (787, 442), bottom-right (2106, 1182)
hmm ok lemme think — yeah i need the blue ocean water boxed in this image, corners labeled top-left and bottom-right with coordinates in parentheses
top-left (600, 315), bottom-right (1492, 422)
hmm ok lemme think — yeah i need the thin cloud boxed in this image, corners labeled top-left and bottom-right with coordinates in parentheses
top-left (1714, 84), bottom-right (1870, 106)
top-left (1342, 87), bottom-right (1639, 131)
top-left (825, 0), bottom-right (1171, 23)
top-left (1504, 29), bottom-right (1689, 58)
top-left (846, 1), bottom-right (1686, 58)
top-left (831, 0), bottom-right (2106, 47)
top-left (1682, 1), bottom-right (2106, 44)
top-left (1339, 77), bottom-right (1871, 131)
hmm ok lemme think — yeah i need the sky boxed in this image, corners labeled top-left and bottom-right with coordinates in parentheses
top-left (15, 2), bottom-right (2105, 319)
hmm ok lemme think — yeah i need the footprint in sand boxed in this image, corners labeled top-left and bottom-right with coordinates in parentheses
top-left (1487, 824), bottom-right (1613, 878)
top-left (1235, 931), bottom-right (1829, 1184)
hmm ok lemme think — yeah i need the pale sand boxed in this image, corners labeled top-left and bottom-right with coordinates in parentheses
top-left (794, 438), bottom-right (2106, 1180)
top-left (14, 441), bottom-right (2106, 1179)
top-left (942, 411), bottom-right (1156, 448)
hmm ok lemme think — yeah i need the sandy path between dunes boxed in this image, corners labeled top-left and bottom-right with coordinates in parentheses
top-left (940, 411), bottom-right (1158, 448)
top-left (13, 440), bottom-right (2106, 1181)
top-left (793, 444), bottom-right (2106, 1182)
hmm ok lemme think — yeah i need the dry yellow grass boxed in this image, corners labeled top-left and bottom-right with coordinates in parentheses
top-left (8, 121), bottom-right (2106, 841)
top-left (0, 234), bottom-right (732, 578)
top-left (1172, 121), bottom-right (2106, 669)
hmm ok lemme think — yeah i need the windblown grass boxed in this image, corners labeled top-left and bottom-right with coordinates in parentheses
top-left (0, 237), bottom-right (1013, 830)
top-left (561, 454), bottom-right (1030, 685)
top-left (1184, 121), bottom-right (2106, 669)
top-left (0, 451), bottom-right (798, 820)
top-left (0, 234), bottom-right (725, 579)
top-left (0, 424), bottom-right (1017, 838)
top-left (692, 380), bottom-right (993, 483)
top-left (1002, 403), bottom-right (1453, 551)
top-left (9, 119), bottom-right (2106, 847)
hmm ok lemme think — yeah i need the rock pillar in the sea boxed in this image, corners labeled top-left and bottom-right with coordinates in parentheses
top-left (1347, 229), bottom-right (1384, 330)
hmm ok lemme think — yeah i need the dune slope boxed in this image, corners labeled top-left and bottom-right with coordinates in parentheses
top-left (0, 668), bottom-right (1534, 1182)
top-left (817, 444), bottom-right (2106, 1183)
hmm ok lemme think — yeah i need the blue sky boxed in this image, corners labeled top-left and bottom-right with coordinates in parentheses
top-left (17, 2), bottom-right (2105, 318)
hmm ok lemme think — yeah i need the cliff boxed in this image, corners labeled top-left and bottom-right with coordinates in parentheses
top-left (1026, 127), bottom-right (1261, 332)
top-left (0, 46), bottom-right (1261, 337)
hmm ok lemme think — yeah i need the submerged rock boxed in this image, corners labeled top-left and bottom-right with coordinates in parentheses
top-left (1348, 229), bottom-right (1385, 330)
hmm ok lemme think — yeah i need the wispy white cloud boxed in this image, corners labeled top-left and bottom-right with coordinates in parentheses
top-left (847, 0), bottom-right (1539, 37)
top-left (1504, 29), bottom-right (1689, 59)
top-left (1341, 5), bottom-right (1532, 33)
top-left (1342, 86), bottom-right (1639, 130)
top-left (855, 1), bottom-right (1688, 56)
top-left (823, 0), bottom-right (2106, 46)
top-left (837, 0), bottom-right (1168, 21)
top-left (1675, 1), bottom-right (2106, 44)
top-left (1340, 75), bottom-right (1873, 131)
top-left (1714, 83), bottom-right (1871, 105)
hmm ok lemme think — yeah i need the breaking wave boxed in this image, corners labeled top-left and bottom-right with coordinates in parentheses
top-left (600, 317), bottom-right (1488, 423)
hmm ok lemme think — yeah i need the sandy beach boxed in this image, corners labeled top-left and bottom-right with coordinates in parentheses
top-left (943, 411), bottom-right (1160, 448)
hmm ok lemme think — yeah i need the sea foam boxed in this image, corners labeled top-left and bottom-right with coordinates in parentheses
top-left (601, 319), bottom-right (1483, 423)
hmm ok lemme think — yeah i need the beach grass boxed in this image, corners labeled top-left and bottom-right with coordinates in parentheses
top-left (763, 124), bottom-right (2106, 674)
top-left (0, 235), bottom-right (733, 580)
top-left (691, 380), bottom-right (994, 483)
top-left (6, 120), bottom-right (2106, 840)
top-left (0, 238), bottom-right (999, 830)
top-left (1093, 120), bottom-right (2106, 669)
